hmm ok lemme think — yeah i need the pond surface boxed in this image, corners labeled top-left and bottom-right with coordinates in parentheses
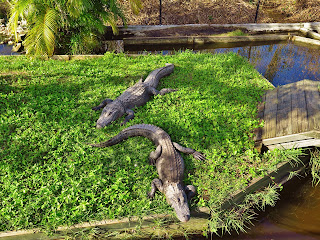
top-left (2, 42), bottom-right (320, 87)
top-left (129, 42), bottom-right (320, 87)
top-left (219, 175), bottom-right (320, 240)
top-left (177, 176), bottom-right (320, 240)
top-left (0, 44), bottom-right (19, 55)
top-left (208, 43), bottom-right (320, 87)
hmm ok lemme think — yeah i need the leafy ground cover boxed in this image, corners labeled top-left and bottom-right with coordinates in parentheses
top-left (0, 52), bottom-right (301, 234)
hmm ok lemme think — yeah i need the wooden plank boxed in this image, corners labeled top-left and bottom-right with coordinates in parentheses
top-left (276, 83), bottom-right (293, 137)
top-left (262, 131), bottom-right (315, 145)
top-left (291, 81), bottom-right (300, 134)
top-left (263, 88), bottom-right (278, 139)
top-left (304, 80), bottom-right (320, 131)
top-left (267, 138), bottom-right (320, 150)
top-left (295, 80), bottom-right (309, 133)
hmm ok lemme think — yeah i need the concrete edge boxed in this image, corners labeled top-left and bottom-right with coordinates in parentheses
top-left (123, 34), bottom-right (290, 46)
top-left (115, 22), bottom-right (320, 33)
top-left (292, 36), bottom-right (320, 48)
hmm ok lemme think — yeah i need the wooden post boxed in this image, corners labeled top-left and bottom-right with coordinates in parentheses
top-left (159, 0), bottom-right (162, 25)
top-left (254, 0), bottom-right (261, 23)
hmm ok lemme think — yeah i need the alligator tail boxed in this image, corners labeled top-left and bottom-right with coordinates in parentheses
top-left (89, 124), bottom-right (169, 148)
top-left (144, 64), bottom-right (174, 88)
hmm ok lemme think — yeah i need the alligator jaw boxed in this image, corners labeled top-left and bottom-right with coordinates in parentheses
top-left (96, 115), bottom-right (114, 128)
top-left (164, 183), bottom-right (191, 222)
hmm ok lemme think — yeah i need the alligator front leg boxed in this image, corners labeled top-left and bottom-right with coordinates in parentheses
top-left (185, 185), bottom-right (196, 200)
top-left (149, 145), bottom-right (162, 165)
top-left (148, 178), bottom-right (164, 198)
top-left (148, 86), bottom-right (177, 96)
top-left (120, 109), bottom-right (135, 126)
top-left (92, 98), bottom-right (113, 111)
top-left (173, 142), bottom-right (206, 161)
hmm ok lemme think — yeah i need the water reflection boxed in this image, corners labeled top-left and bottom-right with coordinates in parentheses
top-left (0, 44), bottom-right (19, 55)
top-left (131, 43), bottom-right (320, 87)
top-left (210, 43), bottom-right (320, 87)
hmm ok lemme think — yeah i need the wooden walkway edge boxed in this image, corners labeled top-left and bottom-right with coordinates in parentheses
top-left (255, 79), bottom-right (320, 151)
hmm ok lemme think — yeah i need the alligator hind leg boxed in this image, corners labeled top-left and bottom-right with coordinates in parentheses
top-left (173, 142), bottom-right (206, 161)
top-left (148, 145), bottom-right (162, 165)
top-left (159, 88), bottom-right (177, 95)
top-left (148, 86), bottom-right (177, 96)
top-left (92, 98), bottom-right (113, 111)
top-left (148, 178), bottom-right (164, 198)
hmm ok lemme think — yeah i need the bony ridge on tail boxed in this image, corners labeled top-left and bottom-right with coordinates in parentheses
top-left (89, 124), bottom-right (206, 222)
top-left (92, 64), bottom-right (176, 128)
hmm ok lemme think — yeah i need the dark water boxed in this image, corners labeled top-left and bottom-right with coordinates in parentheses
top-left (219, 176), bottom-right (320, 240)
top-left (0, 44), bottom-right (19, 55)
top-left (178, 176), bottom-right (320, 240)
top-left (129, 42), bottom-right (320, 87)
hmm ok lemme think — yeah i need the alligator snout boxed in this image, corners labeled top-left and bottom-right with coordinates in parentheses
top-left (165, 183), bottom-right (191, 222)
top-left (96, 123), bottom-right (104, 129)
top-left (178, 213), bottom-right (190, 222)
top-left (96, 105), bottom-right (124, 128)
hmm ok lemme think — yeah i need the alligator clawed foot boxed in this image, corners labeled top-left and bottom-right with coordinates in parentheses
top-left (149, 158), bottom-right (156, 166)
top-left (192, 151), bottom-right (206, 161)
top-left (147, 192), bottom-right (155, 199)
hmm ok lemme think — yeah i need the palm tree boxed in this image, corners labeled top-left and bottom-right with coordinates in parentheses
top-left (7, 0), bottom-right (142, 56)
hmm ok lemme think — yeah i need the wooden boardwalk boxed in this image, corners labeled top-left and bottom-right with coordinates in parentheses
top-left (255, 79), bottom-right (320, 150)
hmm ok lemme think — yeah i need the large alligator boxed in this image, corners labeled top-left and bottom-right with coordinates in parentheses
top-left (89, 124), bottom-right (206, 222)
top-left (92, 64), bottom-right (175, 128)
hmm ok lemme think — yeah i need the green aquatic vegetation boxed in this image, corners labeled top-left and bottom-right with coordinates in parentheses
top-left (310, 149), bottom-right (320, 185)
top-left (0, 52), bottom-right (295, 234)
top-left (208, 184), bottom-right (281, 236)
top-left (218, 29), bottom-right (248, 37)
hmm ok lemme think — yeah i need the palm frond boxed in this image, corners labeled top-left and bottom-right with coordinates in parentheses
top-left (105, 12), bottom-right (119, 34)
top-left (67, 0), bottom-right (93, 18)
top-left (24, 7), bottom-right (59, 56)
top-left (7, 0), bottom-right (32, 41)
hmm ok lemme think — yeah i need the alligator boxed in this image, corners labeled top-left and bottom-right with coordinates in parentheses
top-left (89, 124), bottom-right (206, 222)
top-left (92, 64), bottom-right (175, 128)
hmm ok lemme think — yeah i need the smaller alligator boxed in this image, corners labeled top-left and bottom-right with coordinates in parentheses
top-left (92, 64), bottom-right (175, 128)
top-left (89, 124), bottom-right (206, 222)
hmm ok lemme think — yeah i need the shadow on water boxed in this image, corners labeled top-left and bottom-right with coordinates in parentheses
top-left (129, 42), bottom-right (320, 87)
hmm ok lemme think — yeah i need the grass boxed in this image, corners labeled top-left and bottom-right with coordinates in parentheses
top-left (0, 52), bottom-right (301, 234)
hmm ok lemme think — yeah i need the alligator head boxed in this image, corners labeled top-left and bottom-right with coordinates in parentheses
top-left (164, 183), bottom-right (191, 222)
top-left (96, 102), bottom-right (125, 129)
